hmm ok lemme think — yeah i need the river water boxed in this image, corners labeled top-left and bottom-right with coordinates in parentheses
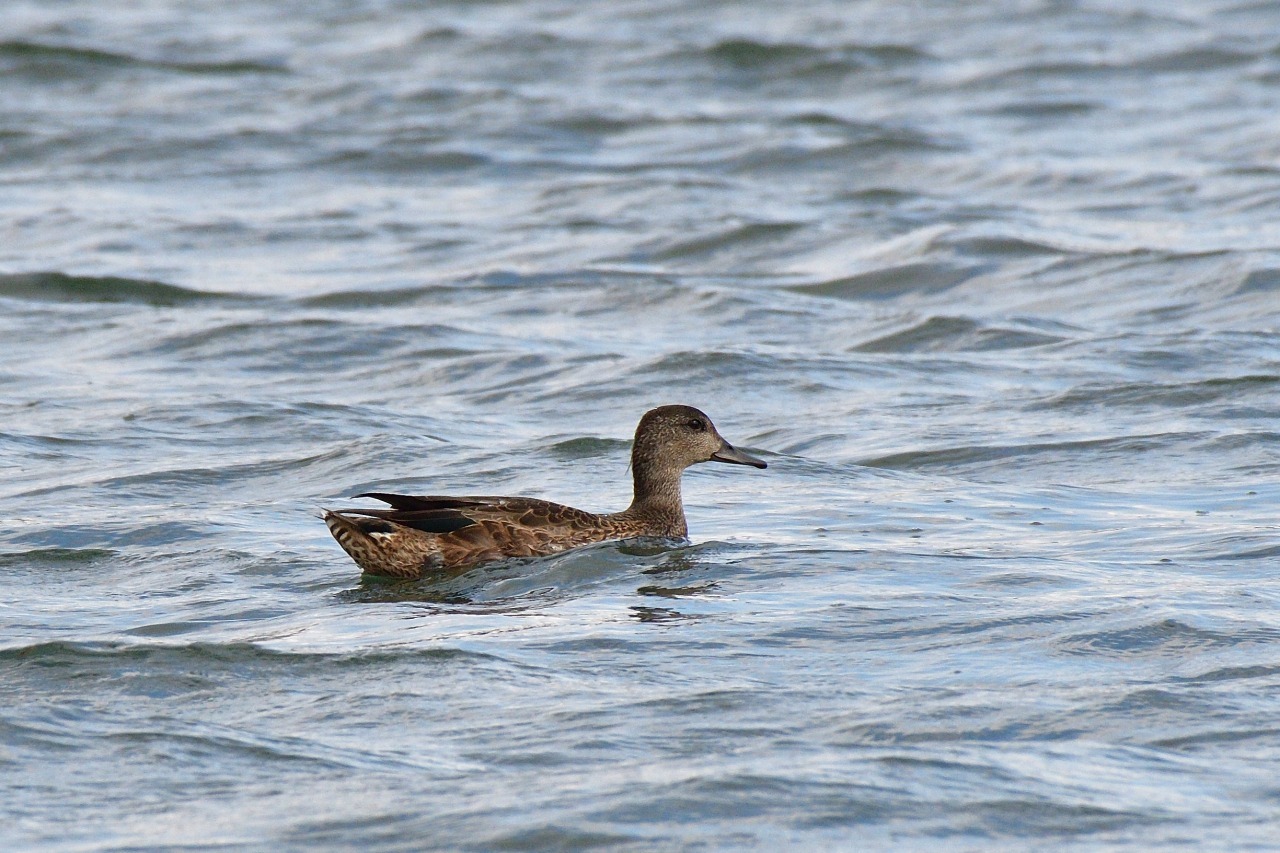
top-left (4, 1), bottom-right (1280, 849)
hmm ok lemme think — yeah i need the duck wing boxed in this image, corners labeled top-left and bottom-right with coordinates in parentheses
top-left (352, 492), bottom-right (608, 535)
top-left (354, 492), bottom-right (620, 569)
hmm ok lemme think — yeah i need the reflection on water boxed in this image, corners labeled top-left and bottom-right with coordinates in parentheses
top-left (630, 605), bottom-right (697, 624)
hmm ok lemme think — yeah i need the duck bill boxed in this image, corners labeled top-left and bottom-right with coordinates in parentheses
top-left (711, 441), bottom-right (767, 469)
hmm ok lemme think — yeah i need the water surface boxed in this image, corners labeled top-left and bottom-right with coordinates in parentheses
top-left (4, 1), bottom-right (1280, 849)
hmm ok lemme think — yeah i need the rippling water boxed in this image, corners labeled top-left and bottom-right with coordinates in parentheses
top-left (5, 1), bottom-right (1280, 849)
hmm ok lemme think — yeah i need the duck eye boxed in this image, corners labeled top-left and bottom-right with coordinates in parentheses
top-left (687, 418), bottom-right (705, 431)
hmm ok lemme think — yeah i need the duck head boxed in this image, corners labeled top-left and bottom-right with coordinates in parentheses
top-left (632, 405), bottom-right (767, 473)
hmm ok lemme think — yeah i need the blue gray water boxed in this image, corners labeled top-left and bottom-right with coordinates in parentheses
top-left (4, 1), bottom-right (1280, 849)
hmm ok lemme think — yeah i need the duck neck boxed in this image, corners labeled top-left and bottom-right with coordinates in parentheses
top-left (623, 454), bottom-right (688, 538)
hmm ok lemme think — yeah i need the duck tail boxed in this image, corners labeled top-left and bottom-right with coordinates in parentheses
top-left (323, 509), bottom-right (432, 579)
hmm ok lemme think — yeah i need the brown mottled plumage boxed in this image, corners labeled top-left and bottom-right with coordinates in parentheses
top-left (323, 405), bottom-right (767, 578)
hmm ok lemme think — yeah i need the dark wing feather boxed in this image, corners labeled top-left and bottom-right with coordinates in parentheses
top-left (355, 492), bottom-right (486, 512)
top-left (338, 503), bottom-right (477, 534)
top-left (353, 493), bottom-right (608, 535)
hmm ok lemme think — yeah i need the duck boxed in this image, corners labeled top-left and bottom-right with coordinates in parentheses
top-left (323, 404), bottom-right (767, 578)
